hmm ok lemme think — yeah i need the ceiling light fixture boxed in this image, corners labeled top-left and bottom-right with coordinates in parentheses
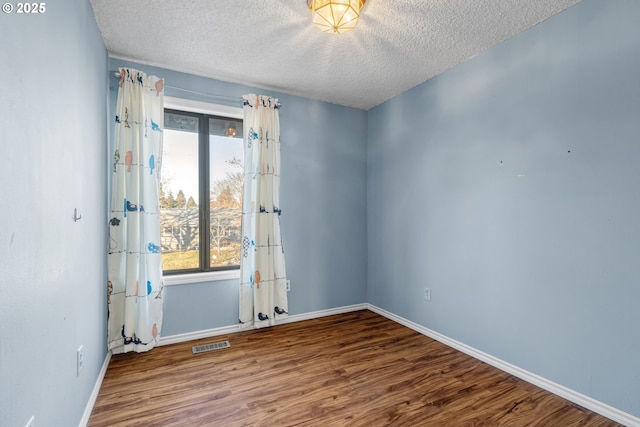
top-left (308, 0), bottom-right (366, 34)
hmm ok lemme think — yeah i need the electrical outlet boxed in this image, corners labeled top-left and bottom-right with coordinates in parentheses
top-left (25, 415), bottom-right (35, 427)
top-left (424, 288), bottom-right (431, 301)
top-left (77, 345), bottom-right (84, 377)
top-left (286, 280), bottom-right (291, 292)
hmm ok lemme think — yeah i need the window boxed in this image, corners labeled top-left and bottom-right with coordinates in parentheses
top-left (160, 102), bottom-right (243, 275)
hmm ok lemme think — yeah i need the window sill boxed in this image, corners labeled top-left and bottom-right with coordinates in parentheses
top-left (163, 270), bottom-right (240, 286)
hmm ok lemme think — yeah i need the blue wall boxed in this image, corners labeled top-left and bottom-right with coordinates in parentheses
top-left (109, 59), bottom-right (369, 336)
top-left (367, 0), bottom-right (640, 417)
top-left (1, 0), bottom-right (637, 423)
top-left (0, 1), bottom-right (108, 426)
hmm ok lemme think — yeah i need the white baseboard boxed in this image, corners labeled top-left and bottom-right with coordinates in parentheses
top-left (158, 324), bottom-right (242, 346)
top-left (158, 303), bottom-right (368, 346)
top-left (277, 303), bottom-right (368, 325)
top-left (78, 351), bottom-right (112, 427)
top-left (367, 304), bottom-right (640, 427)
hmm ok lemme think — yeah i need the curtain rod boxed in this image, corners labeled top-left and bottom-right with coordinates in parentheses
top-left (111, 71), bottom-right (242, 104)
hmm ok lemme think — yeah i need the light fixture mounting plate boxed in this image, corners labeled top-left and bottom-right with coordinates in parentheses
top-left (307, 0), bottom-right (366, 10)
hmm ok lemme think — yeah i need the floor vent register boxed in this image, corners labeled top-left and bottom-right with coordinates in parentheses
top-left (192, 340), bottom-right (231, 354)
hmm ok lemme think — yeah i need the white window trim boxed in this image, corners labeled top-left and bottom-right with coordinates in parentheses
top-left (163, 269), bottom-right (240, 286)
top-left (164, 96), bottom-right (243, 118)
top-left (162, 96), bottom-right (243, 286)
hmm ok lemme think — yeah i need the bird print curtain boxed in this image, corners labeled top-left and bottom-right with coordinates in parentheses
top-left (107, 68), bottom-right (165, 353)
top-left (239, 94), bottom-right (288, 328)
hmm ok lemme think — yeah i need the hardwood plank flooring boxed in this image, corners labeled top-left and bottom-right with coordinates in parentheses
top-left (89, 310), bottom-right (621, 426)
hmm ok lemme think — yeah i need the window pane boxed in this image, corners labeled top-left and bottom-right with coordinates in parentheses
top-left (165, 112), bottom-right (199, 133)
top-left (160, 119), bottom-right (200, 271)
top-left (209, 116), bottom-right (243, 139)
top-left (209, 117), bottom-right (243, 268)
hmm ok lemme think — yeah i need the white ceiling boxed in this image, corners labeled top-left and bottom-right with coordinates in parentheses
top-left (90, 0), bottom-right (582, 110)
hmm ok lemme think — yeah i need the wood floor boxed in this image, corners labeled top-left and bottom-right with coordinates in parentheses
top-left (89, 310), bottom-right (620, 426)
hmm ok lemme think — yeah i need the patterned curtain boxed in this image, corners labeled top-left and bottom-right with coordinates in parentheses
top-left (107, 68), bottom-right (165, 353)
top-left (239, 94), bottom-right (288, 328)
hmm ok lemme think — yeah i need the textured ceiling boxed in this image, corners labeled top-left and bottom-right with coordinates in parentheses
top-left (90, 0), bottom-right (582, 110)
